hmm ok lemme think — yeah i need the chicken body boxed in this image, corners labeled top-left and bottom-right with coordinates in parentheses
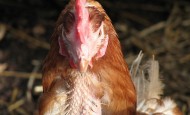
top-left (38, 0), bottom-right (136, 115)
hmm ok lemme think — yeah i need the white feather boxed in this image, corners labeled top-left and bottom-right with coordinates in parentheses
top-left (130, 51), bottom-right (179, 115)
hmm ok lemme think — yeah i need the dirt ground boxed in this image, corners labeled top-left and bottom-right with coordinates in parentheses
top-left (0, 0), bottom-right (189, 114)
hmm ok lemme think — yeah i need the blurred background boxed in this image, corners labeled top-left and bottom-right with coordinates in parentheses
top-left (0, 0), bottom-right (190, 114)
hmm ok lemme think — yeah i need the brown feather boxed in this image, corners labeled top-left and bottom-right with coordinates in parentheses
top-left (91, 9), bottom-right (136, 114)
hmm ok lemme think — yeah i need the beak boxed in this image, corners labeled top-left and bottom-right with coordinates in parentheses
top-left (77, 59), bottom-right (89, 72)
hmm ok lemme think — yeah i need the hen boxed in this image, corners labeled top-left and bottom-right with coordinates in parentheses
top-left (38, 0), bottom-right (181, 115)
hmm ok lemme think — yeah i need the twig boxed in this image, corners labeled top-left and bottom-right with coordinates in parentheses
top-left (139, 21), bottom-right (166, 38)
top-left (26, 60), bottom-right (41, 102)
top-left (180, 54), bottom-right (190, 63)
top-left (182, 19), bottom-right (190, 27)
top-left (15, 108), bottom-right (29, 115)
top-left (129, 19), bottom-right (189, 40)
top-left (8, 99), bottom-right (25, 112)
top-left (130, 37), bottom-right (154, 56)
top-left (5, 25), bottom-right (50, 50)
top-left (11, 88), bottom-right (19, 103)
top-left (121, 12), bottom-right (151, 26)
top-left (0, 71), bottom-right (41, 79)
top-left (0, 99), bottom-right (8, 106)
top-left (164, 2), bottom-right (182, 39)
top-left (0, 23), bottom-right (7, 41)
top-left (0, 63), bottom-right (7, 73)
top-left (34, 85), bottom-right (43, 94)
top-left (101, 1), bottom-right (167, 12)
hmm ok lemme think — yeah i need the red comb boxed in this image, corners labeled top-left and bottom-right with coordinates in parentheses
top-left (75, 0), bottom-right (90, 43)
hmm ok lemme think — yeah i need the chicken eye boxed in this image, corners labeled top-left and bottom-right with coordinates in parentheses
top-left (63, 11), bottom-right (75, 34)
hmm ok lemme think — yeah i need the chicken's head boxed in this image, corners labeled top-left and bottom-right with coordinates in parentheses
top-left (58, 0), bottom-right (109, 72)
